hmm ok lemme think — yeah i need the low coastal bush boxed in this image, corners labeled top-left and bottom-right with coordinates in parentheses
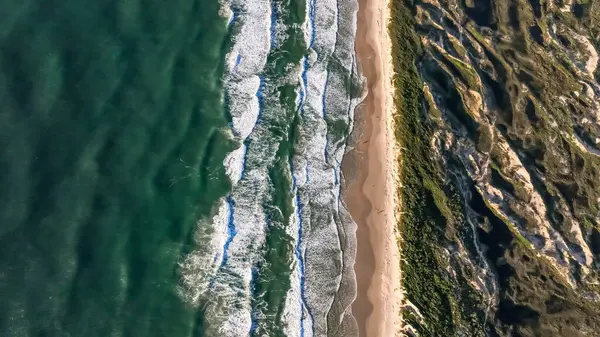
top-left (389, 0), bottom-right (462, 335)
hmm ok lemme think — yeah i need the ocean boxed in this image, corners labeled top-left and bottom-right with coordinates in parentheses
top-left (0, 0), bottom-right (361, 336)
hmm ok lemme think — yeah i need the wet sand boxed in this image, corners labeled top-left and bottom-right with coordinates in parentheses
top-left (342, 0), bottom-right (401, 335)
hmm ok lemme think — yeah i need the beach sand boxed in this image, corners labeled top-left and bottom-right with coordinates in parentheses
top-left (342, 0), bottom-right (402, 335)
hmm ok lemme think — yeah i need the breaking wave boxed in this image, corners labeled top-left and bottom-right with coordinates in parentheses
top-left (179, 0), bottom-right (360, 335)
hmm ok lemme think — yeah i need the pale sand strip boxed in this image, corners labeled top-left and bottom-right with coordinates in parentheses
top-left (343, 0), bottom-right (402, 334)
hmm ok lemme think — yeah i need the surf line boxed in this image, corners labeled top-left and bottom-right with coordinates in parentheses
top-left (290, 0), bottom-right (324, 334)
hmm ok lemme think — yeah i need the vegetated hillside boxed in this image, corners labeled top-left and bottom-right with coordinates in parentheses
top-left (395, 0), bottom-right (600, 336)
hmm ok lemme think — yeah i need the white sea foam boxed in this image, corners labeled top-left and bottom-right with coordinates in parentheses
top-left (181, 0), bottom-right (360, 334)
top-left (180, 0), bottom-right (274, 335)
top-left (281, 192), bottom-right (314, 337)
top-left (178, 199), bottom-right (230, 305)
top-left (223, 0), bottom-right (271, 141)
top-left (283, 0), bottom-right (360, 334)
top-left (270, 0), bottom-right (289, 49)
top-left (227, 75), bottom-right (261, 140)
top-left (224, 144), bottom-right (246, 185)
top-left (282, 196), bottom-right (304, 337)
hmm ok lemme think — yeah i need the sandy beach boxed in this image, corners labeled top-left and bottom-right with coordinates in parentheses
top-left (342, 0), bottom-right (401, 335)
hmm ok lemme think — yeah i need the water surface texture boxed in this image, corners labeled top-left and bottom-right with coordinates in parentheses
top-left (0, 0), bottom-right (359, 336)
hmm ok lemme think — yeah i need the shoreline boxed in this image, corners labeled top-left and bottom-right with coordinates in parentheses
top-left (342, 0), bottom-right (402, 334)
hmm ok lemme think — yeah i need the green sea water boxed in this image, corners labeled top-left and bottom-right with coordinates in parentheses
top-left (0, 0), bottom-right (360, 335)
top-left (0, 1), bottom-right (232, 335)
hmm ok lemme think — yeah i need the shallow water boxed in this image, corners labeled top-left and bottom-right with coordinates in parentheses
top-left (0, 0), bottom-right (359, 336)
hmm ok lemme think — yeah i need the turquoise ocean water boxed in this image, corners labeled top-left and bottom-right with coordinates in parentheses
top-left (0, 0), bottom-right (360, 336)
